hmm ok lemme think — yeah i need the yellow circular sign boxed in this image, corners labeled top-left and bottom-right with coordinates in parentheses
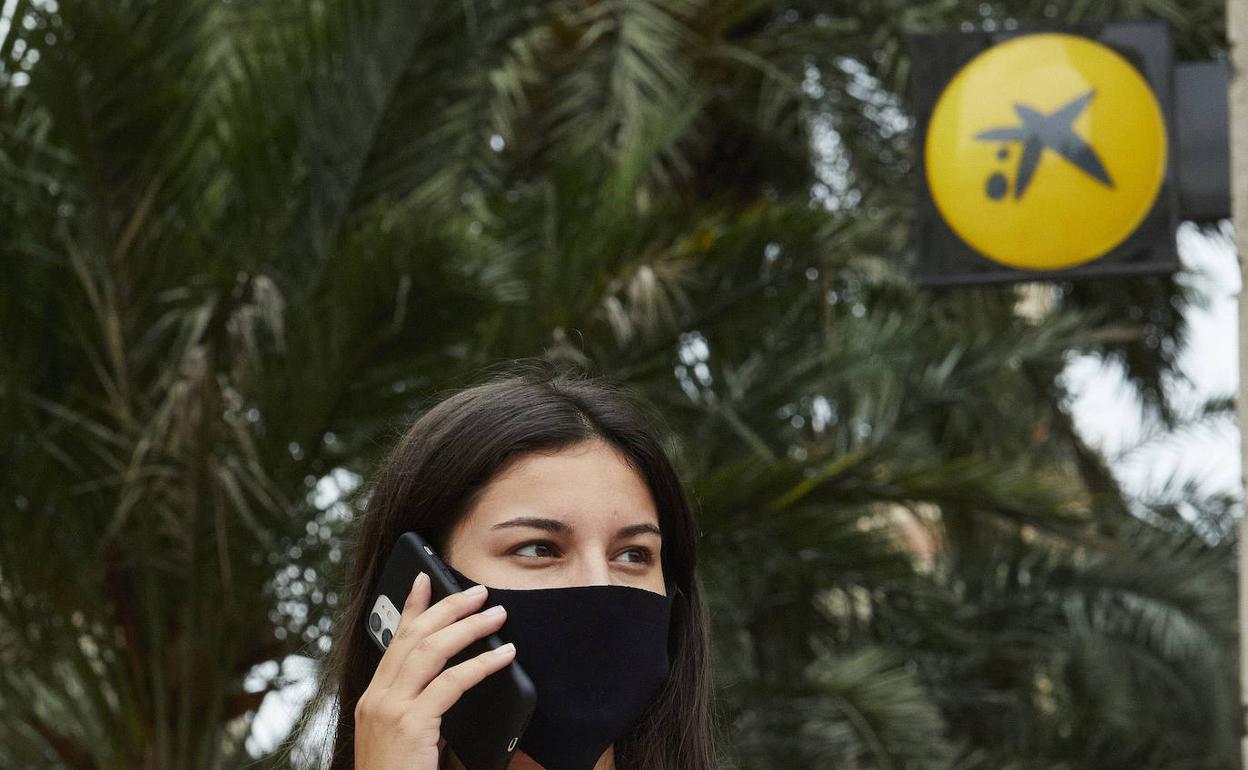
top-left (924, 33), bottom-right (1167, 271)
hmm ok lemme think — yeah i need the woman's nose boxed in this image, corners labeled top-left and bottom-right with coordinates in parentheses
top-left (566, 557), bottom-right (612, 587)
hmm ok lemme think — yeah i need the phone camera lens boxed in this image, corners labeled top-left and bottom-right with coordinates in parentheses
top-left (381, 628), bottom-right (393, 647)
top-left (369, 612), bottom-right (382, 633)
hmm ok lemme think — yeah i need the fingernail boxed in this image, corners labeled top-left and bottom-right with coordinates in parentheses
top-left (465, 584), bottom-right (487, 598)
top-left (413, 572), bottom-right (427, 589)
top-left (483, 604), bottom-right (506, 617)
top-left (493, 642), bottom-right (516, 657)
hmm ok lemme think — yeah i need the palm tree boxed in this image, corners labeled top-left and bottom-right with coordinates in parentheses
top-left (0, 0), bottom-right (1234, 768)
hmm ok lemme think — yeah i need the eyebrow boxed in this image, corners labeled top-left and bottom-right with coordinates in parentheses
top-left (490, 516), bottom-right (662, 539)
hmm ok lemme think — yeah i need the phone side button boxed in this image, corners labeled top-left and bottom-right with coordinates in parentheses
top-left (507, 737), bottom-right (518, 752)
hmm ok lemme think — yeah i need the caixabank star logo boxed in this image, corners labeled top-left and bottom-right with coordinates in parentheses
top-left (910, 22), bottom-right (1179, 286)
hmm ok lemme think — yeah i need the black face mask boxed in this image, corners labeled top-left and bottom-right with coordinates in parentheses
top-left (445, 565), bottom-right (676, 770)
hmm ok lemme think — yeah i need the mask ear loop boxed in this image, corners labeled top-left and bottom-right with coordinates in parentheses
top-left (665, 584), bottom-right (685, 658)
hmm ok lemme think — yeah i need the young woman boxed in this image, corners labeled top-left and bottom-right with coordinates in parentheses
top-left (292, 364), bottom-right (719, 770)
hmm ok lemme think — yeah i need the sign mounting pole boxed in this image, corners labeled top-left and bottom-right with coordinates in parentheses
top-left (1231, 0), bottom-right (1248, 761)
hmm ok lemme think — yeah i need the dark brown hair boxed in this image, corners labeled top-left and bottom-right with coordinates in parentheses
top-left (286, 362), bottom-right (719, 770)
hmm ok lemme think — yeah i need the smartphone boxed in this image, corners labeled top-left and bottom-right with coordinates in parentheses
top-left (366, 531), bottom-right (537, 770)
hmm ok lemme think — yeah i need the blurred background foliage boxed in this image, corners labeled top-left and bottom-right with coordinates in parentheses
top-left (0, 0), bottom-right (1236, 767)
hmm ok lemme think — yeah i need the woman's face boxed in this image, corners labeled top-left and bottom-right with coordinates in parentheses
top-left (443, 438), bottom-right (666, 596)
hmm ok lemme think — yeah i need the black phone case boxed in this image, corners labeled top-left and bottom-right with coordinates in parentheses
top-left (369, 531), bottom-right (537, 770)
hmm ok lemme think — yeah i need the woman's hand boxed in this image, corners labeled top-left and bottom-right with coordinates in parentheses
top-left (354, 572), bottom-right (516, 770)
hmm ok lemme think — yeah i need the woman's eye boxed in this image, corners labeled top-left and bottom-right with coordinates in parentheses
top-left (513, 542), bottom-right (558, 559)
top-left (618, 547), bottom-right (654, 564)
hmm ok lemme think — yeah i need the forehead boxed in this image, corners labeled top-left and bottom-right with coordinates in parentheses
top-left (462, 439), bottom-right (660, 529)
